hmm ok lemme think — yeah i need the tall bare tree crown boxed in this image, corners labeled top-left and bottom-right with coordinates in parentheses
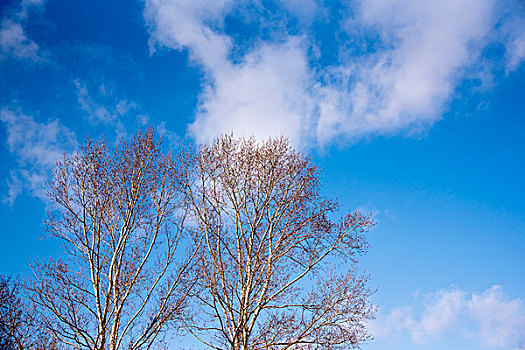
top-left (27, 129), bottom-right (197, 350)
top-left (181, 134), bottom-right (376, 350)
top-left (23, 131), bottom-right (375, 350)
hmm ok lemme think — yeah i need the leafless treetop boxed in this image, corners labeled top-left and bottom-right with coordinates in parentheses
top-left (28, 129), bottom-right (197, 350)
top-left (181, 134), bottom-right (376, 350)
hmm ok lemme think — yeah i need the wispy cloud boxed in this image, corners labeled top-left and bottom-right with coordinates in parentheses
top-left (498, 2), bottom-right (525, 73)
top-left (467, 286), bottom-right (525, 348)
top-left (145, 0), bottom-right (233, 70)
top-left (321, 0), bottom-right (496, 143)
top-left (145, 0), bottom-right (314, 147)
top-left (73, 78), bottom-right (180, 147)
top-left (0, 94), bottom-right (178, 204)
top-left (190, 39), bottom-right (314, 146)
top-left (0, 0), bottom-right (44, 61)
top-left (0, 108), bottom-right (77, 204)
top-left (370, 285), bottom-right (525, 349)
top-left (144, 0), bottom-right (525, 148)
top-left (74, 79), bottom-right (140, 138)
top-left (0, 19), bottom-right (39, 60)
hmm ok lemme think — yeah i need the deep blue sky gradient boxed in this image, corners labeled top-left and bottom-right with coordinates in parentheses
top-left (0, 0), bottom-right (524, 349)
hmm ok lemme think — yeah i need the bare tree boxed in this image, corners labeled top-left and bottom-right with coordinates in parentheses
top-left (1, 275), bottom-right (28, 350)
top-left (0, 275), bottom-right (55, 350)
top-left (27, 129), bottom-right (197, 350)
top-left (181, 135), bottom-right (376, 350)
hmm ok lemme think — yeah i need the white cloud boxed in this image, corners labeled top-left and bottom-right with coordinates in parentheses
top-left (189, 39), bottom-right (315, 147)
top-left (411, 288), bottom-right (466, 343)
top-left (0, 108), bottom-right (77, 204)
top-left (0, 0), bottom-right (43, 61)
top-left (279, 0), bottom-right (319, 27)
top-left (498, 2), bottom-right (525, 73)
top-left (371, 285), bottom-right (525, 349)
top-left (145, 0), bottom-right (317, 147)
top-left (0, 19), bottom-right (39, 60)
top-left (145, 0), bottom-right (315, 147)
top-left (467, 286), bottom-right (525, 348)
top-left (317, 0), bottom-right (498, 144)
top-left (506, 33), bottom-right (525, 72)
top-left (368, 305), bottom-right (414, 338)
top-left (144, 0), bottom-right (525, 148)
top-left (145, 0), bottom-right (233, 70)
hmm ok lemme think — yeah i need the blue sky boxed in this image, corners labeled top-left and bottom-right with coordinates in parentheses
top-left (0, 0), bottom-right (524, 349)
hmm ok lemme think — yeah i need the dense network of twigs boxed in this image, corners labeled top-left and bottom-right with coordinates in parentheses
top-left (1, 130), bottom-right (376, 350)
top-left (180, 135), bottom-right (375, 350)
